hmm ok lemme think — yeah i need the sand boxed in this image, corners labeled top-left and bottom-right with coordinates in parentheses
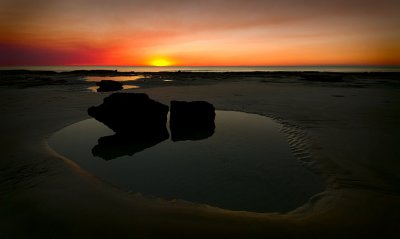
top-left (0, 71), bottom-right (399, 238)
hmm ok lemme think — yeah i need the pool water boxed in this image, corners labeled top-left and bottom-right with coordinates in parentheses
top-left (48, 111), bottom-right (324, 213)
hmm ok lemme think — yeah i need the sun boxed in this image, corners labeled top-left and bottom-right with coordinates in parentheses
top-left (149, 58), bottom-right (173, 67)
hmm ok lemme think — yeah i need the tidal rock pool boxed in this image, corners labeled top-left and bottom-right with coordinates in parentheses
top-left (48, 111), bottom-right (324, 213)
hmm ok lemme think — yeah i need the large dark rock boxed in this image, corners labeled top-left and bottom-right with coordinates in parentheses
top-left (88, 93), bottom-right (169, 134)
top-left (170, 101), bottom-right (215, 141)
top-left (92, 129), bottom-right (169, 160)
top-left (96, 80), bottom-right (123, 92)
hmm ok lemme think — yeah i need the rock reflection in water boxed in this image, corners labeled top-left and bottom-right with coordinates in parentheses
top-left (92, 129), bottom-right (169, 161)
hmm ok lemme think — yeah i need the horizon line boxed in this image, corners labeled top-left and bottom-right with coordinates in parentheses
top-left (1, 64), bottom-right (400, 68)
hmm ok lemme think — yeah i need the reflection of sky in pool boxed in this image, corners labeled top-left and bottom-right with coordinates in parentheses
top-left (48, 111), bottom-right (324, 213)
top-left (85, 75), bottom-right (144, 92)
top-left (85, 75), bottom-right (146, 82)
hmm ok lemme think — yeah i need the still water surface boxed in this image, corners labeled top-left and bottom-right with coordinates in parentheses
top-left (49, 111), bottom-right (325, 212)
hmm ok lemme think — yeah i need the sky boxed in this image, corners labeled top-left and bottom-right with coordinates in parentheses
top-left (0, 0), bottom-right (399, 66)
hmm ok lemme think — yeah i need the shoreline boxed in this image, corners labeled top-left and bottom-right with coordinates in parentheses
top-left (1, 71), bottom-right (399, 238)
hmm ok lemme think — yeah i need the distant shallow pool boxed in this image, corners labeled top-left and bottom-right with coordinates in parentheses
top-left (87, 85), bottom-right (140, 92)
top-left (85, 76), bottom-right (144, 92)
top-left (48, 111), bottom-right (324, 213)
top-left (85, 75), bottom-right (147, 82)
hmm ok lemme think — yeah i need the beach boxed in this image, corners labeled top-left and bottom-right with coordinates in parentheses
top-left (0, 70), bottom-right (399, 238)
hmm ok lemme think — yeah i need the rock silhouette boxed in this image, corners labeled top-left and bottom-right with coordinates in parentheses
top-left (96, 80), bottom-right (123, 92)
top-left (88, 93), bottom-right (169, 133)
top-left (170, 100), bottom-right (215, 141)
top-left (88, 94), bottom-right (216, 159)
top-left (92, 129), bottom-right (169, 160)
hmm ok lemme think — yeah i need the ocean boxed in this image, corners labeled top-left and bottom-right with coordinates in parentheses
top-left (0, 65), bottom-right (399, 73)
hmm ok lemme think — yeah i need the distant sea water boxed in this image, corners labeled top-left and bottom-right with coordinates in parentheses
top-left (1, 65), bottom-right (399, 73)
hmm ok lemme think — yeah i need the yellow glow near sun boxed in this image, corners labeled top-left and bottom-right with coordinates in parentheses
top-left (149, 58), bottom-right (172, 67)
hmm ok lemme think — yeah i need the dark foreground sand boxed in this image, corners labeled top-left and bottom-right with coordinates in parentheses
top-left (0, 71), bottom-right (399, 238)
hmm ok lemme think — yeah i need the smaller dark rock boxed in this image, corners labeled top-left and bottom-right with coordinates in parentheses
top-left (96, 80), bottom-right (123, 92)
top-left (170, 101), bottom-right (216, 141)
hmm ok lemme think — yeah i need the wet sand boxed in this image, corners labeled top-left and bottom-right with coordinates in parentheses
top-left (0, 71), bottom-right (399, 238)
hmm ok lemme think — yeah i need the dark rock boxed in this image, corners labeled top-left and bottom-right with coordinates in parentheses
top-left (96, 80), bottom-right (123, 92)
top-left (88, 93), bottom-right (169, 134)
top-left (300, 73), bottom-right (343, 82)
top-left (170, 101), bottom-right (215, 141)
top-left (92, 129), bottom-right (169, 160)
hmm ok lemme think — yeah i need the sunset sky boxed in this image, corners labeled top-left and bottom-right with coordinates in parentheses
top-left (0, 0), bottom-right (399, 66)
